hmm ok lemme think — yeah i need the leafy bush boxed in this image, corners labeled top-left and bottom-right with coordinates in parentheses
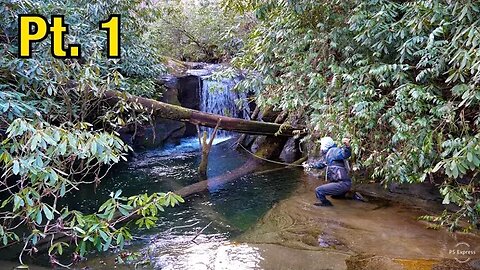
top-left (0, 0), bottom-right (183, 266)
top-left (151, 0), bottom-right (253, 62)
top-left (226, 0), bottom-right (480, 230)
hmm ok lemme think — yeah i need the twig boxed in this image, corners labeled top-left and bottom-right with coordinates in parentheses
top-left (165, 221), bottom-right (200, 233)
top-left (207, 119), bottom-right (222, 149)
top-left (196, 124), bottom-right (202, 150)
top-left (191, 221), bottom-right (212, 244)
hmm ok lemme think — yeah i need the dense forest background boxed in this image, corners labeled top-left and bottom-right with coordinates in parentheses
top-left (0, 0), bottom-right (479, 265)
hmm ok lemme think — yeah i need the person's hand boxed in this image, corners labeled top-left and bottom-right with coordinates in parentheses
top-left (342, 138), bottom-right (351, 147)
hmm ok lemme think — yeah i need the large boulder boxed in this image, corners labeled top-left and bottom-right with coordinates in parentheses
top-left (177, 75), bottom-right (201, 110)
top-left (177, 75), bottom-right (201, 136)
top-left (134, 117), bottom-right (185, 148)
top-left (119, 85), bottom-right (186, 149)
top-left (280, 137), bottom-right (301, 163)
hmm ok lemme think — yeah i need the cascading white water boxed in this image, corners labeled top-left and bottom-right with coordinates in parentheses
top-left (199, 76), bottom-right (250, 137)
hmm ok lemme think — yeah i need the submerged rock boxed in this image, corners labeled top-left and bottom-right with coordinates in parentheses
top-left (237, 173), bottom-right (480, 268)
top-left (346, 254), bottom-right (404, 270)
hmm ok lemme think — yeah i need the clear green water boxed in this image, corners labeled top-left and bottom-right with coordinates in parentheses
top-left (71, 137), bottom-right (300, 232)
top-left (70, 137), bottom-right (301, 268)
top-left (0, 137), bottom-right (301, 268)
top-left (3, 138), bottom-right (479, 269)
top-left (68, 138), bottom-right (480, 270)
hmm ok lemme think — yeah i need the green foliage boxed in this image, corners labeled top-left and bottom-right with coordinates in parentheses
top-left (228, 0), bottom-right (480, 229)
top-left (0, 0), bottom-right (183, 266)
top-left (150, 0), bottom-right (253, 62)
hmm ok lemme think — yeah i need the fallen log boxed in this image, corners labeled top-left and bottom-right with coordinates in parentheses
top-left (104, 91), bottom-right (305, 201)
top-left (103, 90), bottom-right (305, 137)
top-left (176, 107), bottom-right (296, 198)
top-left (176, 159), bottom-right (258, 197)
top-left (176, 157), bottom-right (307, 198)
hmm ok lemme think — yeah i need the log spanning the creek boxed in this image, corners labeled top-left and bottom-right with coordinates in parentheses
top-left (104, 90), bottom-right (305, 137)
top-left (175, 156), bottom-right (307, 198)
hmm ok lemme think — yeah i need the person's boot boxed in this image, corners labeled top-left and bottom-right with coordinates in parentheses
top-left (331, 194), bottom-right (346, 199)
top-left (314, 200), bottom-right (333, 207)
top-left (353, 192), bottom-right (367, 202)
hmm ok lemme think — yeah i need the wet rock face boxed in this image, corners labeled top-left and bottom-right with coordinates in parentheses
top-left (238, 173), bottom-right (480, 269)
top-left (345, 254), bottom-right (404, 270)
top-left (122, 62), bottom-right (253, 148)
top-left (135, 118), bottom-right (186, 148)
top-left (177, 75), bottom-right (201, 111)
top-left (158, 73), bottom-right (202, 137)
top-left (354, 182), bottom-right (453, 213)
top-left (158, 74), bottom-right (178, 89)
top-left (118, 85), bottom-right (187, 149)
top-left (432, 259), bottom-right (478, 270)
top-left (280, 137), bottom-right (301, 163)
top-left (177, 75), bottom-right (201, 136)
top-left (386, 182), bottom-right (442, 202)
top-left (120, 67), bottom-right (231, 148)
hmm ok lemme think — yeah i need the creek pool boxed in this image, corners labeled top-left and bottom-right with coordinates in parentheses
top-left (71, 137), bottom-right (302, 269)
top-left (3, 137), bottom-right (479, 270)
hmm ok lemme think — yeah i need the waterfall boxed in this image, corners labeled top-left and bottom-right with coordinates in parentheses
top-left (199, 76), bottom-right (250, 137)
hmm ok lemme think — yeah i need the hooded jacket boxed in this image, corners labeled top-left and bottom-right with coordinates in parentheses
top-left (311, 144), bottom-right (351, 182)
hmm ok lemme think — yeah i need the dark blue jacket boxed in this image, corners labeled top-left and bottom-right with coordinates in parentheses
top-left (312, 144), bottom-right (351, 182)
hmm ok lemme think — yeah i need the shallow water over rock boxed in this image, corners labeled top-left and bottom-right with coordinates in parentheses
top-left (240, 175), bottom-right (480, 261)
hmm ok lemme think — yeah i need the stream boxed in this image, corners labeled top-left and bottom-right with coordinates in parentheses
top-left (74, 137), bottom-right (303, 269)
top-left (71, 138), bottom-right (479, 270)
top-left (2, 64), bottom-right (479, 269)
top-left (2, 136), bottom-right (479, 269)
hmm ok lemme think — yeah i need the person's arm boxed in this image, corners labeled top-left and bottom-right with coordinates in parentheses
top-left (310, 159), bottom-right (327, 169)
top-left (341, 138), bottom-right (352, 160)
top-left (340, 146), bottom-right (351, 159)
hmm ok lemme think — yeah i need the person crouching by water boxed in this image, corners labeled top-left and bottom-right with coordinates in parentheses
top-left (303, 137), bottom-right (352, 207)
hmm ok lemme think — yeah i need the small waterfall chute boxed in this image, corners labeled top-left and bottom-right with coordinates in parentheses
top-left (198, 71), bottom-right (250, 137)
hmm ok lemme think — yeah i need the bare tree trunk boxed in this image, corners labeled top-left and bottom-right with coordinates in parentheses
top-left (103, 90), bottom-right (305, 137)
top-left (103, 91), bottom-right (306, 197)
top-left (197, 120), bottom-right (221, 179)
top-left (176, 132), bottom-right (295, 197)
top-left (176, 159), bottom-right (258, 197)
top-left (236, 107), bottom-right (260, 147)
top-left (176, 156), bottom-right (306, 198)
